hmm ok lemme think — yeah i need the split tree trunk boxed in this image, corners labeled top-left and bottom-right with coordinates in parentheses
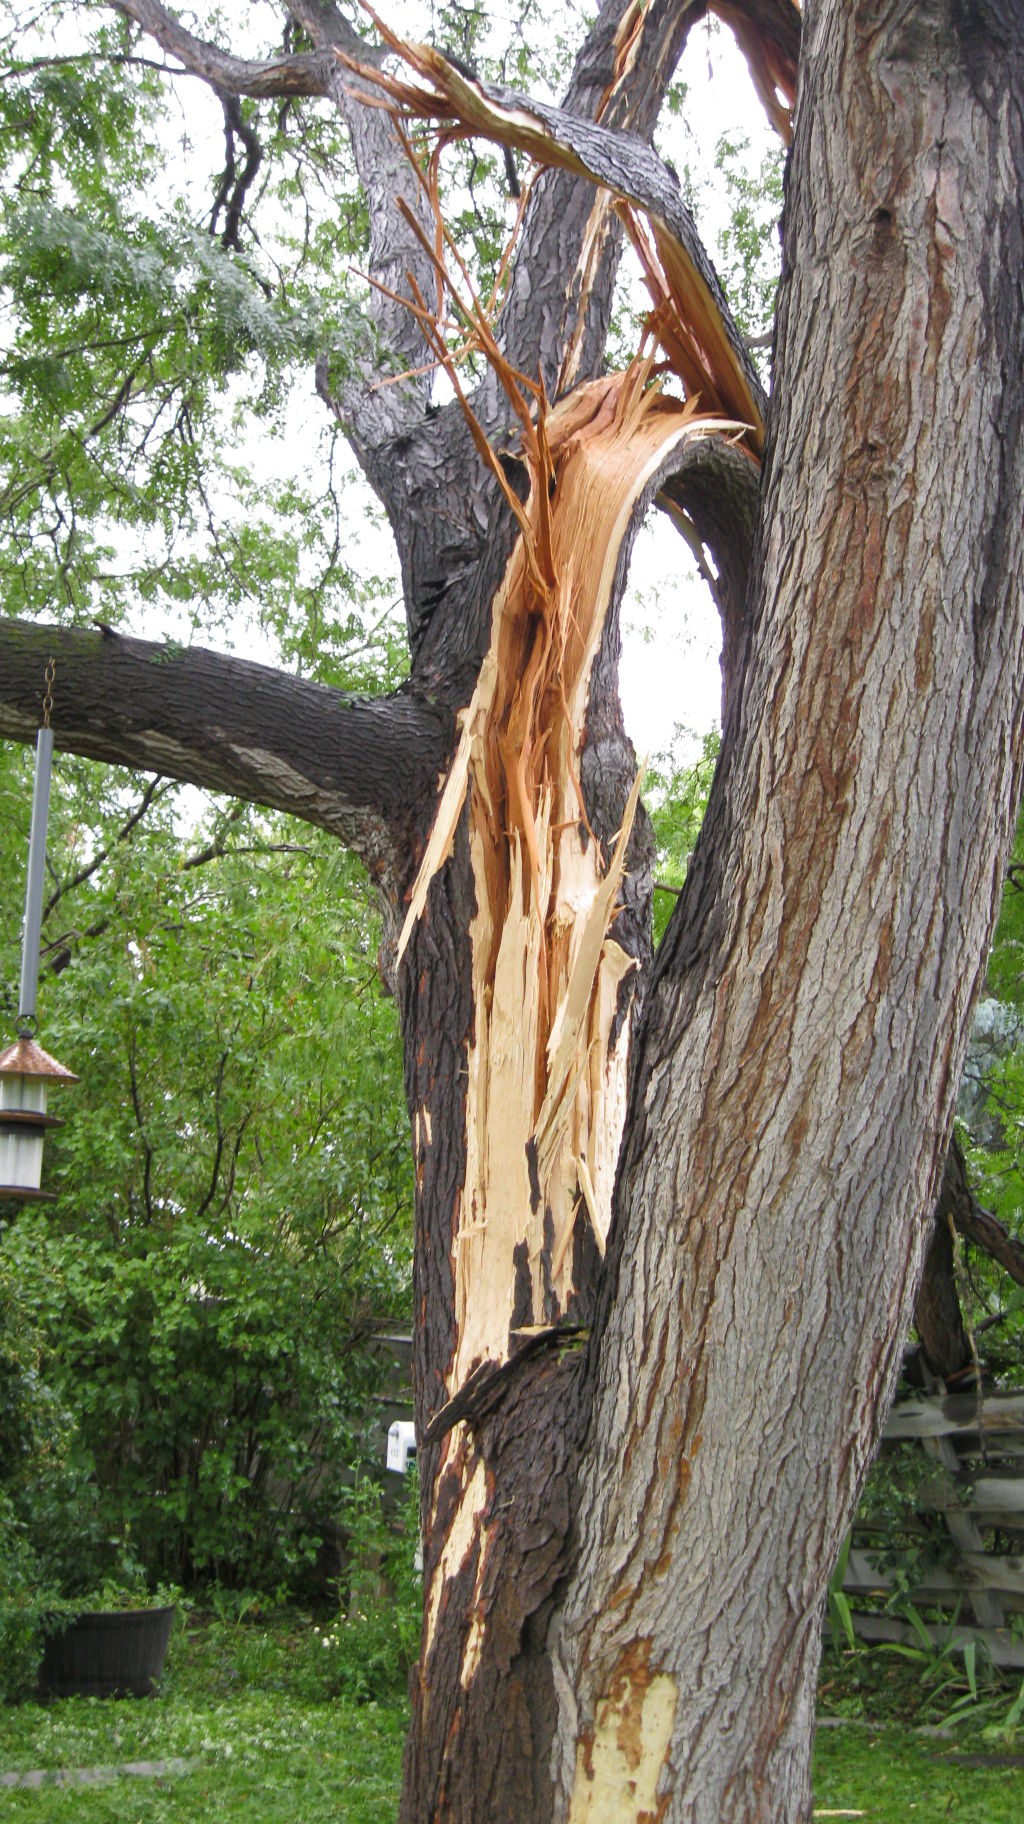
top-left (2, 1), bottom-right (1024, 1820)
top-left (394, 4), bottom-right (1024, 1821)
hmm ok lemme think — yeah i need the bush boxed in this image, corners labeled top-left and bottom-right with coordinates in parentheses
top-left (4, 1207), bottom-right (399, 1591)
top-left (0, 1491), bottom-right (58, 1701)
top-left (1, 770), bottom-right (414, 1596)
top-left (314, 1473), bottom-right (422, 1704)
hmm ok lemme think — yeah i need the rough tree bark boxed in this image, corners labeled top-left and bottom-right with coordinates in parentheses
top-left (2, 1), bottom-right (1024, 1820)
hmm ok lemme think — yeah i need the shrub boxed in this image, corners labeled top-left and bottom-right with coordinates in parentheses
top-left (314, 1472), bottom-right (422, 1704)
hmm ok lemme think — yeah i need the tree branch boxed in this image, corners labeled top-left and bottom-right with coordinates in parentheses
top-left (285, 0), bottom-right (445, 432)
top-left (113, 0), bottom-right (331, 96)
top-left (940, 1133), bottom-right (1024, 1291)
top-left (0, 621), bottom-right (451, 881)
top-left (351, 5), bottom-right (764, 435)
top-left (657, 437), bottom-right (761, 728)
top-left (494, 0), bottom-right (704, 404)
top-left (43, 775), bottom-right (167, 918)
top-left (106, 0), bottom-right (437, 441)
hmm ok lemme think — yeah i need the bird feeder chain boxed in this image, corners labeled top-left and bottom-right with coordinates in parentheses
top-left (42, 656), bottom-right (55, 729)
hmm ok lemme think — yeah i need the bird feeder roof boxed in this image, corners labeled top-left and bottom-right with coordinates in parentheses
top-left (0, 1036), bottom-right (79, 1083)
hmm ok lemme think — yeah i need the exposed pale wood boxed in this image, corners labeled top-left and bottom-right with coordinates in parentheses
top-left (9, 1), bottom-right (1024, 1818)
top-left (449, 375), bottom-right (733, 1390)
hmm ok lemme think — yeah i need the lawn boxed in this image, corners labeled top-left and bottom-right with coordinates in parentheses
top-left (0, 1612), bottom-right (406, 1823)
top-left (813, 1722), bottom-right (1024, 1820)
top-left (1, 1614), bottom-right (1023, 1819)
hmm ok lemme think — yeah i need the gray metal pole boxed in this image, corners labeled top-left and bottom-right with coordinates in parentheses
top-left (18, 725), bottom-right (54, 1029)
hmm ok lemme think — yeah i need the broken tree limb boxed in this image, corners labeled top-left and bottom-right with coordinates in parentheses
top-left (340, 13), bottom-right (766, 444)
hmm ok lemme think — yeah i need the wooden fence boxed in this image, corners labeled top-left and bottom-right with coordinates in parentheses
top-left (842, 1382), bottom-right (1024, 1668)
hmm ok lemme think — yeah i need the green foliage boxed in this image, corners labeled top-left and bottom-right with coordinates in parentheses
top-left (644, 729), bottom-right (719, 946)
top-left (0, 2), bottom-right (389, 645)
top-left (712, 134), bottom-right (785, 344)
top-left (929, 809), bottom-right (1024, 1363)
top-left (827, 1531), bottom-right (856, 1655)
top-left (1, 751), bottom-right (413, 1594)
top-left (315, 1471), bottom-right (422, 1704)
top-left (854, 1443), bottom-right (962, 1590)
top-left (0, 1612), bottom-right (408, 1821)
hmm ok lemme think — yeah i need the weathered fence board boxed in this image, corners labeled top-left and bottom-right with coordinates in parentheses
top-left (849, 1612), bottom-right (1024, 1671)
top-left (885, 1390), bottom-right (1024, 1443)
top-left (845, 1546), bottom-right (1024, 1607)
top-left (839, 1381), bottom-right (1024, 1652)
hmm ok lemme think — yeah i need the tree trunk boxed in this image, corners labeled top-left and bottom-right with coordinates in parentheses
top-left (3, 1), bottom-right (1024, 1820)
top-left (393, 3), bottom-right (1024, 1820)
top-left (914, 1206), bottom-right (971, 1382)
top-left (543, 5), bottom-right (1024, 1818)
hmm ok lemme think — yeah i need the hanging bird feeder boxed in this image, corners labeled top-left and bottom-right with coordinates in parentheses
top-left (0, 660), bottom-right (78, 1203)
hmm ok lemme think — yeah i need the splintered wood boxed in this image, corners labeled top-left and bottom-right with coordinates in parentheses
top-left (341, 8), bottom-right (768, 448)
top-left (399, 372), bottom-right (736, 1388)
top-left (354, 14), bottom-right (760, 1391)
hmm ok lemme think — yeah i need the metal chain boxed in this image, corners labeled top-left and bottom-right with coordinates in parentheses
top-left (42, 656), bottom-right (55, 728)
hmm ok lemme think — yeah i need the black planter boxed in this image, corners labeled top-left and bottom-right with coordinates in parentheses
top-left (38, 1605), bottom-right (176, 1699)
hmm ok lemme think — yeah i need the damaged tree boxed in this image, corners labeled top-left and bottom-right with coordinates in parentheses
top-left (3, 0), bottom-right (1024, 1817)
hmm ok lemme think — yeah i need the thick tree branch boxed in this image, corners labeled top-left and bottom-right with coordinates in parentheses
top-left (711, 0), bottom-right (801, 141)
top-left (0, 621), bottom-right (451, 879)
top-left (493, 0), bottom-right (705, 405)
top-left (113, 0), bottom-right (331, 95)
top-left (341, 7), bottom-right (766, 663)
top-left (492, 0), bottom-right (798, 404)
top-left (915, 1203), bottom-right (972, 1379)
top-left (940, 1133), bottom-right (1024, 1291)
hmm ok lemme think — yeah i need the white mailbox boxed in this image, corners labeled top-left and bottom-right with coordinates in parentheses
top-left (386, 1419), bottom-right (417, 1475)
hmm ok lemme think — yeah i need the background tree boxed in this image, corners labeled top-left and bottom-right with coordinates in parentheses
top-left (3, 2), bottom-right (1024, 1821)
top-left (0, 743), bottom-right (413, 1588)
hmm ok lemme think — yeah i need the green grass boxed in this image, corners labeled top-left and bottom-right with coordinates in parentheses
top-left (813, 1722), bottom-right (1024, 1820)
top-left (0, 1612), bottom-right (406, 1822)
top-left (2, 1618), bottom-right (1024, 1820)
